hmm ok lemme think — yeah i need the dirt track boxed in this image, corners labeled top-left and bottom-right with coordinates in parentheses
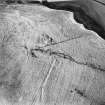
top-left (0, 4), bottom-right (105, 105)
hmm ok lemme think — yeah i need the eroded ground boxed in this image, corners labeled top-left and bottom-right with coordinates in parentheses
top-left (0, 4), bottom-right (105, 105)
